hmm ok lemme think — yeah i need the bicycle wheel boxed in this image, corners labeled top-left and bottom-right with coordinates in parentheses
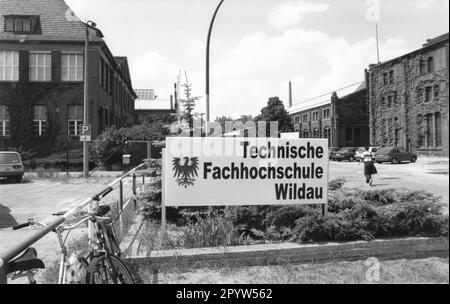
top-left (86, 255), bottom-right (134, 284)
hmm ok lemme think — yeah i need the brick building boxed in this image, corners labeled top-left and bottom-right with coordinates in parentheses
top-left (367, 33), bottom-right (449, 156)
top-left (0, 0), bottom-right (136, 156)
top-left (289, 82), bottom-right (370, 148)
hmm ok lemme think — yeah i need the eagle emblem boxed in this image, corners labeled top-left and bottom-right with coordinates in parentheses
top-left (172, 157), bottom-right (199, 188)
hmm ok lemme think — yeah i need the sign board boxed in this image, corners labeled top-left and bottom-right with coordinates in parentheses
top-left (164, 137), bottom-right (329, 207)
top-left (122, 154), bottom-right (131, 165)
top-left (80, 124), bottom-right (91, 142)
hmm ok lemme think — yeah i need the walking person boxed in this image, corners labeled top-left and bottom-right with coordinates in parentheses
top-left (360, 150), bottom-right (378, 186)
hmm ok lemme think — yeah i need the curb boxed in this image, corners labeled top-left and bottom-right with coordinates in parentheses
top-left (127, 237), bottom-right (449, 270)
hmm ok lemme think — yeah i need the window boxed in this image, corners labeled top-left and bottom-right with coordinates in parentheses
top-left (435, 113), bottom-right (442, 147)
top-left (426, 114), bottom-right (434, 148)
top-left (302, 130), bottom-right (309, 138)
top-left (425, 87), bottom-right (432, 102)
top-left (383, 73), bottom-right (388, 85)
top-left (389, 71), bottom-right (394, 84)
top-left (312, 111), bottom-right (319, 121)
top-left (0, 51), bottom-right (19, 81)
top-left (0, 105), bottom-right (10, 136)
top-left (434, 84), bottom-right (440, 101)
top-left (427, 57), bottom-right (434, 73)
top-left (294, 116), bottom-right (300, 123)
top-left (4, 16), bottom-right (39, 34)
top-left (323, 108), bottom-right (330, 119)
top-left (313, 128), bottom-right (320, 138)
top-left (302, 113), bottom-right (309, 122)
top-left (29, 52), bottom-right (51, 81)
top-left (420, 60), bottom-right (426, 75)
top-left (68, 105), bottom-right (83, 136)
top-left (61, 53), bottom-right (83, 81)
top-left (33, 105), bottom-right (48, 136)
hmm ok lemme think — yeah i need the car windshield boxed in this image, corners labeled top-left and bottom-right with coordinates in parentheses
top-left (357, 148), bottom-right (366, 153)
top-left (0, 153), bottom-right (21, 164)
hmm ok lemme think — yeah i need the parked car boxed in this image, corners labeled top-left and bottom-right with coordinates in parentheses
top-left (374, 147), bottom-right (418, 164)
top-left (0, 152), bottom-right (24, 183)
top-left (330, 147), bottom-right (358, 162)
top-left (355, 147), bottom-right (381, 162)
top-left (329, 147), bottom-right (341, 158)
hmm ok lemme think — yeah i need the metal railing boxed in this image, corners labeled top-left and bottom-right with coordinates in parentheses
top-left (0, 162), bottom-right (148, 284)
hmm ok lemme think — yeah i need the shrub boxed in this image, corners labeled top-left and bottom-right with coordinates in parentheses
top-left (329, 178), bottom-right (346, 191)
top-left (264, 205), bottom-right (319, 229)
top-left (180, 211), bottom-right (240, 248)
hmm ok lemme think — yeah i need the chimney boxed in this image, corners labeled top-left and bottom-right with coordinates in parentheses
top-left (288, 81), bottom-right (293, 108)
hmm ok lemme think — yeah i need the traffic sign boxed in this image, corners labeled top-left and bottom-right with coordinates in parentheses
top-left (80, 124), bottom-right (91, 142)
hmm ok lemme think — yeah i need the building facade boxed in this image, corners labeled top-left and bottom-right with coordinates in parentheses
top-left (289, 82), bottom-right (370, 148)
top-left (0, 0), bottom-right (136, 156)
top-left (367, 33), bottom-right (449, 156)
top-left (134, 89), bottom-right (177, 124)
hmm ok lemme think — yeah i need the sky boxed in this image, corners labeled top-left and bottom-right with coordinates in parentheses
top-left (65, 0), bottom-right (450, 119)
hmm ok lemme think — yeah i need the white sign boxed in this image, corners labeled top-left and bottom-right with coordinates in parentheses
top-left (280, 132), bottom-right (300, 139)
top-left (80, 124), bottom-right (91, 142)
top-left (164, 137), bottom-right (329, 207)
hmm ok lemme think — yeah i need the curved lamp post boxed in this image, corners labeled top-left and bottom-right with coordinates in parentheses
top-left (206, 0), bottom-right (225, 131)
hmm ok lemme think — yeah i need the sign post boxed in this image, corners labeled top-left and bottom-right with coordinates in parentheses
top-left (161, 148), bottom-right (167, 244)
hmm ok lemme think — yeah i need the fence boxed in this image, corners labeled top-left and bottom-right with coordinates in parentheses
top-left (0, 162), bottom-right (149, 284)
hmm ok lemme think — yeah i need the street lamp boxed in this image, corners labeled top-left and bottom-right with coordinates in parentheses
top-left (83, 20), bottom-right (98, 178)
top-left (206, 0), bottom-right (225, 134)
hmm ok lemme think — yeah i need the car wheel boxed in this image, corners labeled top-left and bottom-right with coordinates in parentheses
top-left (391, 158), bottom-right (399, 165)
top-left (411, 156), bottom-right (417, 163)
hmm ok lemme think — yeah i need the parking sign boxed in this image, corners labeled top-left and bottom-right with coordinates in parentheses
top-left (80, 124), bottom-right (91, 142)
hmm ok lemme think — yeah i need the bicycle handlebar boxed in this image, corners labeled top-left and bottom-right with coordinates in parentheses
top-left (12, 222), bottom-right (32, 231)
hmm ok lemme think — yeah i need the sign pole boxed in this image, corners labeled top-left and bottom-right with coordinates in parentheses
top-left (161, 148), bottom-right (167, 245)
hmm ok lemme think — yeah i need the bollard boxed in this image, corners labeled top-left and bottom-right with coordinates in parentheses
top-left (132, 174), bottom-right (137, 196)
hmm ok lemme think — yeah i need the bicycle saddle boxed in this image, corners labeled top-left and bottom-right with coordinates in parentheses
top-left (6, 247), bottom-right (45, 274)
top-left (96, 205), bottom-right (111, 217)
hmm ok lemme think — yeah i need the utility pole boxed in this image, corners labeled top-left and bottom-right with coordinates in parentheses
top-left (83, 22), bottom-right (90, 178)
top-left (206, 0), bottom-right (225, 135)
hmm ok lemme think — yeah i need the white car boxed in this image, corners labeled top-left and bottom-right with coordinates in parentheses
top-left (355, 147), bottom-right (380, 162)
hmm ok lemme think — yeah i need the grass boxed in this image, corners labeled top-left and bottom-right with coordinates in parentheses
top-left (137, 257), bottom-right (449, 284)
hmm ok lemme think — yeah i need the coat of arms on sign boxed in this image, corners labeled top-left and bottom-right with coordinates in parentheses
top-left (172, 157), bottom-right (199, 188)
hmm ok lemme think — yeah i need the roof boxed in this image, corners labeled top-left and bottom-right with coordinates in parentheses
top-left (369, 32), bottom-right (449, 70)
top-left (135, 98), bottom-right (173, 111)
top-left (135, 89), bottom-right (156, 100)
top-left (289, 81), bottom-right (365, 115)
top-left (0, 0), bottom-right (103, 42)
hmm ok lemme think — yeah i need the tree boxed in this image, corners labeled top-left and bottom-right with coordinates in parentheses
top-left (179, 72), bottom-right (201, 134)
top-left (255, 97), bottom-right (293, 137)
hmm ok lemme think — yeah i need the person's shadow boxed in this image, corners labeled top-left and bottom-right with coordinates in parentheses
top-left (0, 204), bottom-right (18, 229)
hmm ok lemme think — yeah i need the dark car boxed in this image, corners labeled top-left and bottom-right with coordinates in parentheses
top-left (374, 147), bottom-right (418, 164)
top-left (330, 147), bottom-right (358, 162)
top-left (329, 147), bottom-right (341, 158)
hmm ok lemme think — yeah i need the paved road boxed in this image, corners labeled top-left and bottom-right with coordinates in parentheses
top-left (329, 159), bottom-right (449, 211)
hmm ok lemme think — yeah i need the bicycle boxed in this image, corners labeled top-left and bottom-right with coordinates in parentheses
top-left (7, 205), bottom-right (134, 284)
